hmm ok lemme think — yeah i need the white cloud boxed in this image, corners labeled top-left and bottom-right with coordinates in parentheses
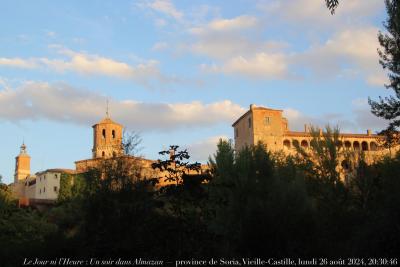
top-left (351, 98), bottom-right (388, 131)
top-left (366, 73), bottom-right (387, 87)
top-left (201, 52), bottom-right (289, 79)
top-left (0, 82), bottom-right (245, 131)
top-left (182, 1), bottom-right (384, 84)
top-left (315, 28), bottom-right (380, 67)
top-left (186, 135), bottom-right (229, 162)
top-left (0, 58), bottom-right (38, 69)
top-left (42, 48), bottom-right (159, 80)
top-left (283, 100), bottom-right (388, 134)
top-left (191, 15), bottom-right (257, 33)
top-left (295, 27), bottom-right (385, 86)
top-left (258, 0), bottom-right (383, 30)
top-left (152, 42), bottom-right (168, 51)
top-left (185, 13), bottom-right (289, 80)
top-left (185, 14), bottom-right (269, 60)
top-left (145, 0), bottom-right (183, 21)
top-left (0, 47), bottom-right (178, 87)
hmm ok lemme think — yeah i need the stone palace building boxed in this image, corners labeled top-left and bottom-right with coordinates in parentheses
top-left (232, 104), bottom-right (397, 162)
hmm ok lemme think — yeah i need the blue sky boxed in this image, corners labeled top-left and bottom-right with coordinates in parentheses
top-left (0, 0), bottom-right (392, 184)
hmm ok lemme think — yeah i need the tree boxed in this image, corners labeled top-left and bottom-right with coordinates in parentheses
top-left (151, 145), bottom-right (202, 186)
top-left (369, 0), bottom-right (400, 130)
top-left (122, 130), bottom-right (142, 156)
top-left (294, 126), bottom-right (343, 184)
top-left (376, 126), bottom-right (400, 156)
top-left (325, 0), bottom-right (339, 14)
top-left (151, 145), bottom-right (211, 257)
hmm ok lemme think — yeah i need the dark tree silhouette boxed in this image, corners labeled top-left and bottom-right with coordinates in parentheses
top-left (122, 130), bottom-right (142, 156)
top-left (325, 0), bottom-right (339, 14)
top-left (369, 0), bottom-right (400, 130)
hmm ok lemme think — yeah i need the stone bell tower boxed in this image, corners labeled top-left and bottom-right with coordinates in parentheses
top-left (92, 105), bottom-right (123, 159)
top-left (14, 142), bottom-right (31, 183)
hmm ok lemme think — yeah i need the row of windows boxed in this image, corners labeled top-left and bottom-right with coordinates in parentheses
top-left (247, 116), bottom-right (272, 129)
top-left (235, 116), bottom-right (272, 138)
top-left (38, 186), bottom-right (58, 194)
top-left (39, 174), bottom-right (58, 182)
top-left (102, 129), bottom-right (117, 139)
top-left (283, 139), bottom-right (379, 151)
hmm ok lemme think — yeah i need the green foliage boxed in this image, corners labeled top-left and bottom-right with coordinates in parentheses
top-left (295, 126), bottom-right (342, 183)
top-left (151, 145), bottom-right (212, 257)
top-left (152, 145), bottom-right (202, 186)
top-left (209, 141), bottom-right (314, 257)
top-left (2, 137), bottom-right (400, 261)
top-left (0, 185), bottom-right (57, 266)
top-left (57, 173), bottom-right (87, 202)
top-left (369, 0), bottom-right (400, 130)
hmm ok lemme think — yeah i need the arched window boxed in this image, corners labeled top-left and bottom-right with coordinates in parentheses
top-left (362, 141), bottom-right (369, 151)
top-left (301, 140), bottom-right (308, 148)
top-left (112, 151), bottom-right (116, 157)
top-left (370, 142), bottom-right (378, 151)
top-left (292, 140), bottom-right (299, 148)
top-left (102, 151), bottom-right (105, 157)
top-left (353, 141), bottom-right (360, 151)
top-left (283, 140), bottom-right (291, 149)
top-left (102, 129), bottom-right (106, 139)
top-left (344, 141), bottom-right (351, 149)
top-left (112, 130), bottom-right (116, 139)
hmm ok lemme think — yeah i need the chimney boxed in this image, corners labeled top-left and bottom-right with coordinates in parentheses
top-left (250, 104), bottom-right (257, 110)
top-left (319, 128), bottom-right (323, 136)
top-left (304, 124), bottom-right (308, 132)
top-left (367, 129), bottom-right (372, 136)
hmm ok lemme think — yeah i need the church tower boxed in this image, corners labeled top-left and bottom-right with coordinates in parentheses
top-left (92, 111), bottom-right (123, 159)
top-left (14, 142), bottom-right (31, 183)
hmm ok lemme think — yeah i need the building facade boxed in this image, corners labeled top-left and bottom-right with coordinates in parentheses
top-left (232, 104), bottom-right (394, 159)
top-left (75, 115), bottom-right (125, 171)
top-left (14, 143), bottom-right (31, 183)
top-left (23, 169), bottom-right (75, 201)
top-left (76, 115), bottom-right (208, 186)
top-left (92, 116), bottom-right (123, 159)
top-left (11, 142), bottom-right (75, 206)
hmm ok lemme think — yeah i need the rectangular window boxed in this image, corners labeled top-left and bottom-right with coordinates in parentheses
top-left (54, 186), bottom-right (58, 192)
top-left (43, 187), bottom-right (45, 193)
top-left (265, 117), bottom-right (271, 125)
top-left (248, 117), bottom-right (252, 128)
top-left (235, 128), bottom-right (239, 138)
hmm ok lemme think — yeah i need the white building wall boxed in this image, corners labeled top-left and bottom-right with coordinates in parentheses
top-left (23, 171), bottom-right (61, 200)
top-left (35, 172), bottom-right (60, 200)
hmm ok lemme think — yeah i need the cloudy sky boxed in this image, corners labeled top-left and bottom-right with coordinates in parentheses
top-left (0, 0), bottom-right (392, 183)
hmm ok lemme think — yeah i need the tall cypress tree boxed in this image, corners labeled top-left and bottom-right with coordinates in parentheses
top-left (369, 0), bottom-right (400, 130)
